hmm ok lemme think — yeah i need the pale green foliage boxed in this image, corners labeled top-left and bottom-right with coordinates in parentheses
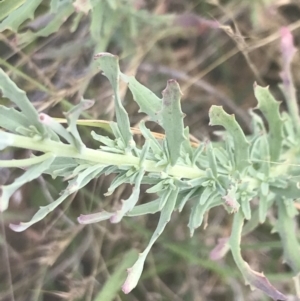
top-left (0, 50), bottom-right (300, 300)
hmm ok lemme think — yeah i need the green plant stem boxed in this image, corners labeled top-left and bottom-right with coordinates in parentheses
top-left (1, 131), bottom-right (204, 179)
top-left (229, 210), bottom-right (245, 271)
top-left (0, 152), bottom-right (54, 167)
top-left (276, 198), bottom-right (300, 274)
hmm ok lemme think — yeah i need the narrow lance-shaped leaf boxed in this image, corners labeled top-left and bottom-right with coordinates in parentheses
top-left (229, 210), bottom-right (287, 301)
top-left (188, 191), bottom-right (218, 236)
top-left (254, 85), bottom-right (284, 161)
top-left (126, 198), bottom-right (161, 216)
top-left (275, 198), bottom-right (300, 275)
top-left (161, 80), bottom-right (186, 166)
top-left (16, 2), bottom-right (74, 46)
top-left (259, 182), bottom-right (269, 223)
top-left (0, 0), bottom-right (25, 21)
top-left (110, 142), bottom-right (149, 223)
top-left (206, 142), bottom-right (218, 178)
top-left (10, 164), bottom-right (105, 232)
top-left (258, 134), bottom-right (270, 177)
top-left (0, 154), bottom-right (55, 212)
top-left (177, 188), bottom-right (198, 212)
top-left (123, 74), bottom-right (162, 124)
top-left (0, 106), bottom-right (31, 134)
top-left (122, 187), bottom-right (178, 294)
top-left (39, 113), bottom-right (78, 147)
top-left (209, 106), bottom-right (250, 171)
top-left (0, 0), bottom-right (42, 32)
top-left (64, 99), bottom-right (94, 151)
top-left (94, 53), bottom-right (133, 150)
top-left (139, 120), bottom-right (162, 154)
top-left (0, 68), bottom-right (45, 136)
top-left (78, 198), bottom-right (162, 224)
top-left (110, 169), bottom-right (145, 223)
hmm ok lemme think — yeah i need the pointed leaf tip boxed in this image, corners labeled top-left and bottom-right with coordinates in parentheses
top-left (122, 256), bottom-right (145, 294)
top-left (244, 264), bottom-right (287, 300)
top-left (161, 79), bottom-right (186, 165)
top-left (9, 223), bottom-right (27, 232)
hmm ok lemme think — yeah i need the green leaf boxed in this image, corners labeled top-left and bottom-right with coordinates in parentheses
top-left (0, 106), bottom-right (31, 133)
top-left (39, 113), bottom-right (78, 146)
top-left (64, 99), bottom-right (94, 151)
top-left (0, 0), bottom-right (25, 21)
top-left (229, 210), bottom-right (287, 301)
top-left (177, 188), bottom-right (198, 212)
top-left (0, 128), bottom-right (14, 150)
top-left (192, 143), bottom-right (204, 166)
top-left (126, 198), bottom-right (161, 216)
top-left (206, 142), bottom-right (218, 177)
top-left (209, 106), bottom-right (250, 171)
top-left (105, 170), bottom-right (129, 196)
top-left (276, 198), bottom-right (300, 275)
top-left (122, 188), bottom-right (178, 294)
top-left (188, 192), bottom-right (218, 236)
top-left (199, 185), bottom-right (215, 205)
top-left (43, 157), bottom-right (78, 178)
top-left (254, 85), bottom-right (284, 161)
top-left (270, 181), bottom-right (300, 199)
top-left (94, 53), bottom-right (133, 150)
top-left (124, 75), bottom-right (162, 124)
top-left (0, 68), bottom-right (45, 136)
top-left (161, 80), bottom-right (186, 166)
top-left (17, 2), bottom-right (74, 46)
top-left (0, 153), bottom-right (55, 212)
top-left (0, 0), bottom-right (42, 31)
top-left (10, 164), bottom-right (105, 231)
top-left (258, 186), bottom-right (271, 224)
top-left (241, 198), bottom-right (251, 220)
top-left (110, 169), bottom-right (145, 223)
top-left (139, 120), bottom-right (162, 154)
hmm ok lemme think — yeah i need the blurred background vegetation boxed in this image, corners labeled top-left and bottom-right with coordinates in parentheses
top-left (1, 0), bottom-right (300, 300)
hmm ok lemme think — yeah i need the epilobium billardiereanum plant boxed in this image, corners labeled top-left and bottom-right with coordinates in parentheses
top-left (1, 27), bottom-right (300, 300)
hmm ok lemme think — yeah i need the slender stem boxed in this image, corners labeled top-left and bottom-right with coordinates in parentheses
top-left (1, 131), bottom-right (205, 179)
top-left (229, 210), bottom-right (245, 269)
top-left (0, 152), bottom-right (53, 167)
